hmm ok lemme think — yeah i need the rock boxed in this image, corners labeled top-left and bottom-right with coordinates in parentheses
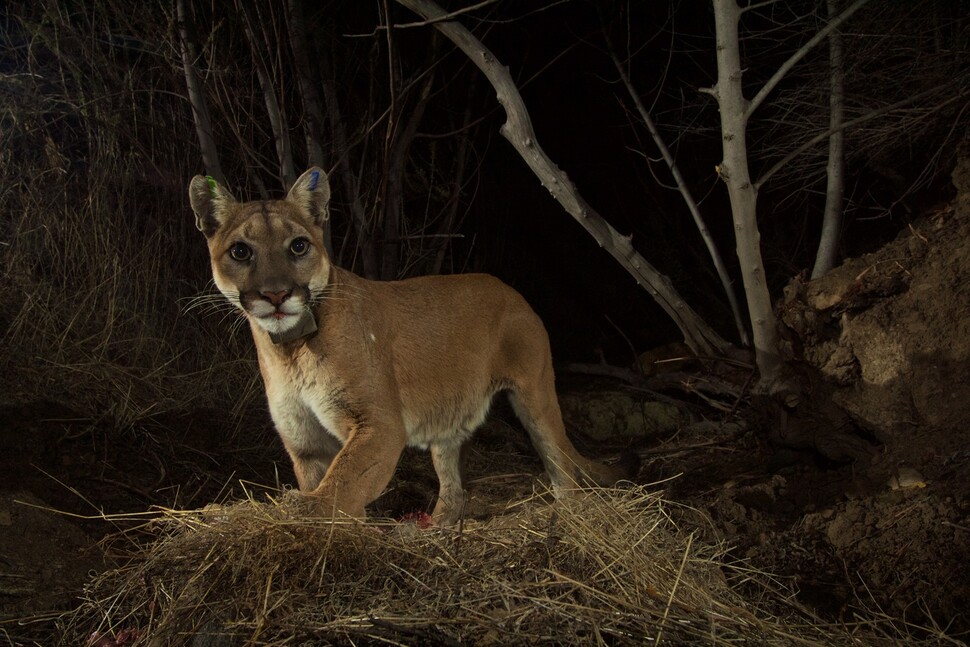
top-left (559, 390), bottom-right (687, 441)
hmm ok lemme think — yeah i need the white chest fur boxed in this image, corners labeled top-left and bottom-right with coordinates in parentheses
top-left (262, 352), bottom-right (351, 454)
top-left (261, 341), bottom-right (501, 456)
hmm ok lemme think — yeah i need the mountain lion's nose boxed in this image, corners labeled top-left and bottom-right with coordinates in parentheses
top-left (261, 289), bottom-right (292, 306)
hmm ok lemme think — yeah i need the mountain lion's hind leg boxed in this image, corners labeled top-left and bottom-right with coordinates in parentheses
top-left (431, 441), bottom-right (465, 525)
top-left (508, 361), bottom-right (635, 495)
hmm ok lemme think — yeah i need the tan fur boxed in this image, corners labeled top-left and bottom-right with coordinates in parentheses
top-left (189, 167), bottom-right (636, 523)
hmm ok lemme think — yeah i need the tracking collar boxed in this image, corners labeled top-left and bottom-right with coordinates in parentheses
top-left (269, 309), bottom-right (318, 345)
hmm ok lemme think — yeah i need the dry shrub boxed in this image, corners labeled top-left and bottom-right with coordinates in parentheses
top-left (0, 3), bottom-right (263, 426)
top-left (61, 486), bottom-right (932, 647)
top-left (0, 149), bottom-right (262, 427)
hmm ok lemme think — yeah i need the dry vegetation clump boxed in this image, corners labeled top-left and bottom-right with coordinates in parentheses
top-left (62, 486), bottom-right (924, 647)
top-left (0, 148), bottom-right (252, 426)
top-left (0, 4), bottom-right (263, 426)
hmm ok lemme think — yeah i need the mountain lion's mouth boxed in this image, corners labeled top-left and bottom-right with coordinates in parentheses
top-left (247, 304), bottom-right (317, 344)
top-left (251, 310), bottom-right (293, 321)
top-left (251, 305), bottom-right (300, 321)
top-left (267, 309), bottom-right (318, 344)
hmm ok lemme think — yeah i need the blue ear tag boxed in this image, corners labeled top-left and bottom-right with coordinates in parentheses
top-left (308, 170), bottom-right (319, 191)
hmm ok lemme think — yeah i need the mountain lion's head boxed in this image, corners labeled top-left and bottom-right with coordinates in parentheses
top-left (189, 167), bottom-right (332, 343)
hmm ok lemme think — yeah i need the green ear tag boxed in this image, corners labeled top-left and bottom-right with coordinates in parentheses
top-left (206, 176), bottom-right (218, 194)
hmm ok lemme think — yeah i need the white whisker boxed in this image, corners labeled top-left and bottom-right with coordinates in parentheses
top-left (180, 287), bottom-right (241, 319)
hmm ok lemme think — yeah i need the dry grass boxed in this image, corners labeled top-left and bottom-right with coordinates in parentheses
top-left (0, 3), bottom-right (264, 428)
top-left (59, 486), bottom-right (938, 647)
top-left (0, 159), bottom-right (263, 428)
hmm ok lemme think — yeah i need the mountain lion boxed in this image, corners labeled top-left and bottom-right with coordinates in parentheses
top-left (189, 167), bottom-right (637, 523)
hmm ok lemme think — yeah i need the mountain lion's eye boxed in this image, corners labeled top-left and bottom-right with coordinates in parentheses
top-left (229, 242), bottom-right (252, 262)
top-left (289, 237), bottom-right (310, 256)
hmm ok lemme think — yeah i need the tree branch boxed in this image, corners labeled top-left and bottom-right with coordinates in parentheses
top-left (755, 83), bottom-right (961, 190)
top-left (286, 0), bottom-right (326, 169)
top-left (607, 35), bottom-right (749, 347)
top-left (287, 0), bottom-right (332, 256)
top-left (392, 0), bottom-right (499, 28)
top-left (745, 0), bottom-right (870, 120)
top-left (811, 0), bottom-right (846, 280)
top-left (740, 0), bottom-right (786, 14)
top-left (318, 44), bottom-right (380, 278)
top-left (238, 0), bottom-right (296, 189)
top-left (395, 0), bottom-right (731, 356)
top-left (382, 69), bottom-right (436, 279)
top-left (176, 0), bottom-right (224, 185)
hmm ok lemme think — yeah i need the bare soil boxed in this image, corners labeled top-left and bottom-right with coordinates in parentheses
top-left (2, 202), bottom-right (969, 644)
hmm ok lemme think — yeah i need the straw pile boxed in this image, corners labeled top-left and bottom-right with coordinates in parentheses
top-left (67, 487), bottom-right (902, 646)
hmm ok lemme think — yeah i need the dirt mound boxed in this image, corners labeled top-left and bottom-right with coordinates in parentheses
top-left (781, 203), bottom-right (970, 476)
top-left (0, 492), bottom-right (103, 621)
top-left (762, 173), bottom-right (970, 632)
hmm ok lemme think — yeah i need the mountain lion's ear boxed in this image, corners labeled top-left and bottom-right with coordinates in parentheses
top-left (189, 174), bottom-right (236, 238)
top-left (286, 167), bottom-right (331, 228)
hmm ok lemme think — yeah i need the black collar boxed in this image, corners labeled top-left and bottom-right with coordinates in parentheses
top-left (269, 309), bottom-right (318, 345)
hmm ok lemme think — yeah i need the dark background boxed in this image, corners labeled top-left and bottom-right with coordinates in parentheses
top-left (1, 4), bottom-right (968, 641)
top-left (1, 0), bottom-right (966, 419)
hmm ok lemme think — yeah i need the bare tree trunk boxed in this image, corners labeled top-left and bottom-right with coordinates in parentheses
top-left (286, 0), bottom-right (332, 257)
top-left (431, 87), bottom-right (475, 275)
top-left (812, 0), bottom-right (846, 279)
top-left (705, 0), bottom-right (869, 390)
top-left (238, 1), bottom-right (296, 190)
top-left (381, 72), bottom-right (435, 280)
top-left (708, 0), bottom-right (782, 387)
top-left (318, 46), bottom-right (380, 279)
top-left (607, 41), bottom-right (750, 347)
top-left (176, 0), bottom-right (224, 185)
top-left (395, 0), bottom-right (731, 357)
top-left (286, 0), bottom-right (326, 169)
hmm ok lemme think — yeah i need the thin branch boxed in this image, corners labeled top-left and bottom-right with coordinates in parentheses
top-left (756, 82), bottom-right (963, 190)
top-left (382, 0), bottom-right (398, 160)
top-left (740, 0), bottom-right (786, 14)
top-left (237, 0), bottom-right (295, 189)
top-left (606, 35), bottom-right (749, 346)
top-left (395, 0), bottom-right (731, 356)
top-left (374, 0), bottom-right (500, 31)
top-left (745, 0), bottom-right (871, 120)
top-left (286, 0), bottom-right (326, 169)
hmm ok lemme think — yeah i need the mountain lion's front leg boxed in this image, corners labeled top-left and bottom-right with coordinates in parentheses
top-left (308, 419), bottom-right (407, 519)
top-left (270, 400), bottom-right (343, 491)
